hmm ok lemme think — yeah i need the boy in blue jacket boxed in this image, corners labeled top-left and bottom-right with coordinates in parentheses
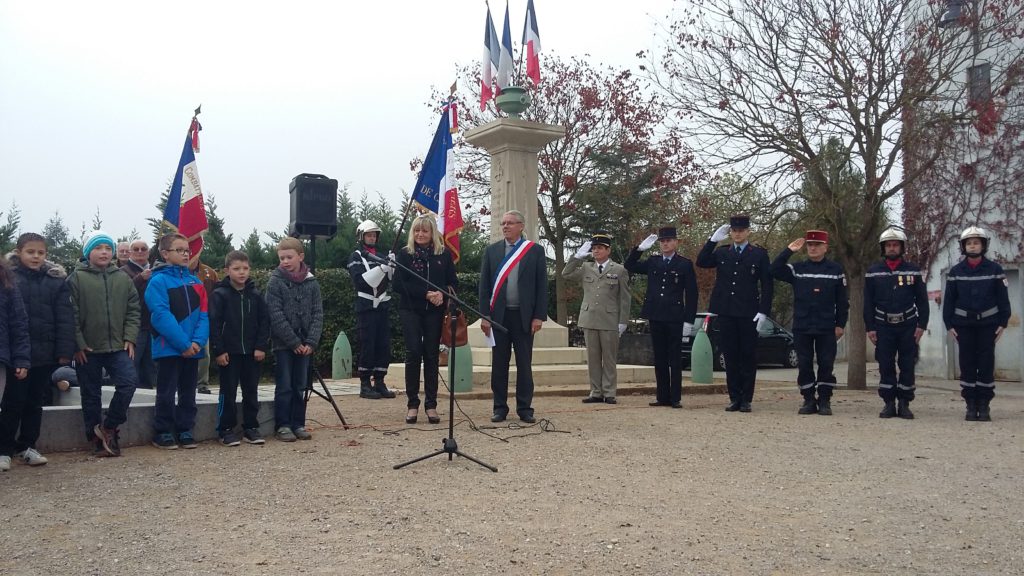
top-left (144, 234), bottom-right (209, 450)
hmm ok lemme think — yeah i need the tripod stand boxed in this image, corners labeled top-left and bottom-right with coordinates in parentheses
top-left (384, 252), bottom-right (501, 472)
top-left (298, 234), bottom-right (348, 427)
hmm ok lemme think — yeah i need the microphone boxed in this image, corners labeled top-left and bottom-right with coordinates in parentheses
top-left (362, 250), bottom-right (389, 265)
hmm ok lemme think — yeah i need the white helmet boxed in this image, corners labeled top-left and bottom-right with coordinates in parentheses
top-left (878, 227), bottom-right (907, 257)
top-left (356, 220), bottom-right (381, 244)
top-left (959, 225), bottom-right (989, 255)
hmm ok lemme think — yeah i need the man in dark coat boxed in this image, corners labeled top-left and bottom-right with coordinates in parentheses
top-left (771, 230), bottom-right (849, 415)
top-left (625, 226), bottom-right (698, 408)
top-left (865, 228), bottom-right (929, 419)
top-left (479, 210), bottom-right (548, 424)
top-left (696, 215), bottom-right (774, 413)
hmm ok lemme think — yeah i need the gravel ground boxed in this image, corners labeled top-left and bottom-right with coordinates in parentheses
top-left (1, 385), bottom-right (1023, 576)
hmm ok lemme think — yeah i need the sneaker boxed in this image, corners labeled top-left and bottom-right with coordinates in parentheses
top-left (0, 455), bottom-right (10, 471)
top-left (15, 448), bottom-right (48, 466)
top-left (220, 431), bottom-right (241, 447)
top-left (93, 424), bottom-right (121, 456)
top-left (197, 385), bottom-right (212, 395)
top-left (178, 431), bottom-right (198, 449)
top-left (292, 427), bottom-right (312, 440)
top-left (92, 439), bottom-right (111, 457)
top-left (276, 426), bottom-right (297, 442)
top-left (152, 433), bottom-right (178, 450)
top-left (243, 428), bottom-right (265, 445)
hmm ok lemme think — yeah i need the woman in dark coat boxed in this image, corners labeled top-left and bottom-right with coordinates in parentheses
top-left (391, 215), bottom-right (458, 424)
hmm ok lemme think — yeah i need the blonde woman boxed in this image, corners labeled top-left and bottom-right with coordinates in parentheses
top-left (391, 215), bottom-right (457, 424)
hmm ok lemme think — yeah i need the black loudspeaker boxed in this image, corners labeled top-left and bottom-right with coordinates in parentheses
top-left (289, 173), bottom-right (338, 238)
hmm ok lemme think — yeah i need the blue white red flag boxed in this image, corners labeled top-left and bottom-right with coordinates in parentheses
top-left (522, 0), bottom-right (542, 85)
top-left (480, 6), bottom-right (501, 110)
top-left (496, 2), bottom-right (514, 92)
top-left (163, 116), bottom-right (208, 257)
top-left (411, 104), bottom-right (464, 264)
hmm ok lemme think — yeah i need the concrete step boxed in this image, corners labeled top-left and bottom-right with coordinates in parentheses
top-left (469, 346), bottom-right (587, 366)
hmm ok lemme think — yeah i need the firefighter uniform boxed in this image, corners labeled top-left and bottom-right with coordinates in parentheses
top-left (864, 229), bottom-right (928, 418)
top-left (696, 216), bottom-right (773, 412)
top-left (771, 230), bottom-right (849, 415)
top-left (348, 220), bottom-right (396, 400)
top-left (942, 226), bottom-right (1012, 421)
top-left (625, 227), bottom-right (698, 407)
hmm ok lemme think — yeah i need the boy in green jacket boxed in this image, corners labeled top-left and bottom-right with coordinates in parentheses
top-left (67, 231), bottom-right (139, 456)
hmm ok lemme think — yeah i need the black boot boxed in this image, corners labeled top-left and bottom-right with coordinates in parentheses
top-left (879, 399), bottom-right (896, 418)
top-left (977, 398), bottom-right (992, 422)
top-left (797, 396), bottom-right (818, 415)
top-left (359, 375), bottom-right (381, 399)
top-left (897, 400), bottom-right (915, 420)
top-left (817, 396), bottom-right (833, 416)
top-left (964, 398), bottom-right (979, 421)
top-left (373, 375), bottom-right (396, 399)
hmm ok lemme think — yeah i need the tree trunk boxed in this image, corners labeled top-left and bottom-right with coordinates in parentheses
top-left (846, 276), bottom-right (868, 390)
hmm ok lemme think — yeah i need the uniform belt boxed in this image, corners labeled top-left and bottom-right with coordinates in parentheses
top-left (357, 291), bottom-right (391, 308)
top-left (875, 306), bottom-right (918, 325)
top-left (954, 306), bottom-right (998, 321)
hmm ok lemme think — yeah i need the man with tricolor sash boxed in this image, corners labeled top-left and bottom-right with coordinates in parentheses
top-left (479, 210), bottom-right (548, 424)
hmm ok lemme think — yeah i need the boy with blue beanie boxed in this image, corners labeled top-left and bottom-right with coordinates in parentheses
top-left (67, 230), bottom-right (140, 456)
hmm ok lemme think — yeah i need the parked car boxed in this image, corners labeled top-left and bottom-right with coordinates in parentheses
top-left (681, 313), bottom-right (799, 371)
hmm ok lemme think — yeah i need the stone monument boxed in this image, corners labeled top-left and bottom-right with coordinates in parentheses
top-left (464, 114), bottom-right (567, 348)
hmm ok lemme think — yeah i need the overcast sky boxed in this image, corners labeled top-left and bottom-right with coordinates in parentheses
top-left (0, 0), bottom-right (677, 244)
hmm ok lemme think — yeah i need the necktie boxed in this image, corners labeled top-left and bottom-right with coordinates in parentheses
top-left (598, 264), bottom-right (604, 274)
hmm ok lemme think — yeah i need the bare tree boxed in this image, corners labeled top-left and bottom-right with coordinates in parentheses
top-left (645, 0), bottom-right (1024, 388)
top-left (435, 53), bottom-right (703, 323)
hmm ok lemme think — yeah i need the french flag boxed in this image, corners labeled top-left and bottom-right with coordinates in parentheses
top-left (496, 2), bottom-right (514, 92)
top-left (411, 104), bottom-right (464, 264)
top-left (522, 0), bottom-right (542, 85)
top-left (163, 115), bottom-right (208, 257)
top-left (480, 6), bottom-right (501, 110)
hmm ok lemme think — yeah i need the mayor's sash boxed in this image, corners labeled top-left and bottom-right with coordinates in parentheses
top-left (490, 238), bottom-right (535, 311)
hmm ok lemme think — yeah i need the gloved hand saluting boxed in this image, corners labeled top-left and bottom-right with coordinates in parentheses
top-left (710, 224), bottom-right (731, 243)
top-left (574, 241), bottom-right (592, 260)
top-left (638, 234), bottom-right (659, 251)
top-left (752, 313), bottom-right (767, 331)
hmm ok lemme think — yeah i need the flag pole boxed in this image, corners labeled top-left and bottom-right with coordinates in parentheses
top-left (391, 89), bottom-right (458, 255)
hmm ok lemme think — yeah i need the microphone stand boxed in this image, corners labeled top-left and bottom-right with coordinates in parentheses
top-left (372, 251), bottom-right (504, 472)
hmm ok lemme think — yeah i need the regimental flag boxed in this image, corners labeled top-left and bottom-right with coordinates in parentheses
top-left (480, 6), bottom-right (501, 110)
top-left (411, 104), bottom-right (464, 264)
top-left (522, 0), bottom-right (542, 85)
top-left (163, 115), bottom-right (208, 257)
top-left (496, 1), bottom-right (514, 92)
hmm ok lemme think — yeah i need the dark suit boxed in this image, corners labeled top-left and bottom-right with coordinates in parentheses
top-left (479, 237), bottom-right (548, 418)
top-left (696, 240), bottom-right (773, 405)
top-left (624, 250), bottom-right (698, 404)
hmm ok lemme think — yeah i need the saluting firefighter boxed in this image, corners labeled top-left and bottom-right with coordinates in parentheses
top-left (562, 231), bottom-right (632, 404)
top-left (347, 220), bottom-right (397, 400)
top-left (864, 228), bottom-right (929, 419)
top-left (942, 226), bottom-right (1012, 422)
top-left (697, 215), bottom-right (773, 413)
top-left (625, 226), bottom-right (698, 408)
top-left (771, 230), bottom-right (849, 416)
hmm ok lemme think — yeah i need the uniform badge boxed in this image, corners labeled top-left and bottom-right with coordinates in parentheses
top-left (908, 276), bottom-right (914, 285)
top-left (898, 275), bottom-right (904, 286)
top-left (607, 273), bottom-right (619, 279)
